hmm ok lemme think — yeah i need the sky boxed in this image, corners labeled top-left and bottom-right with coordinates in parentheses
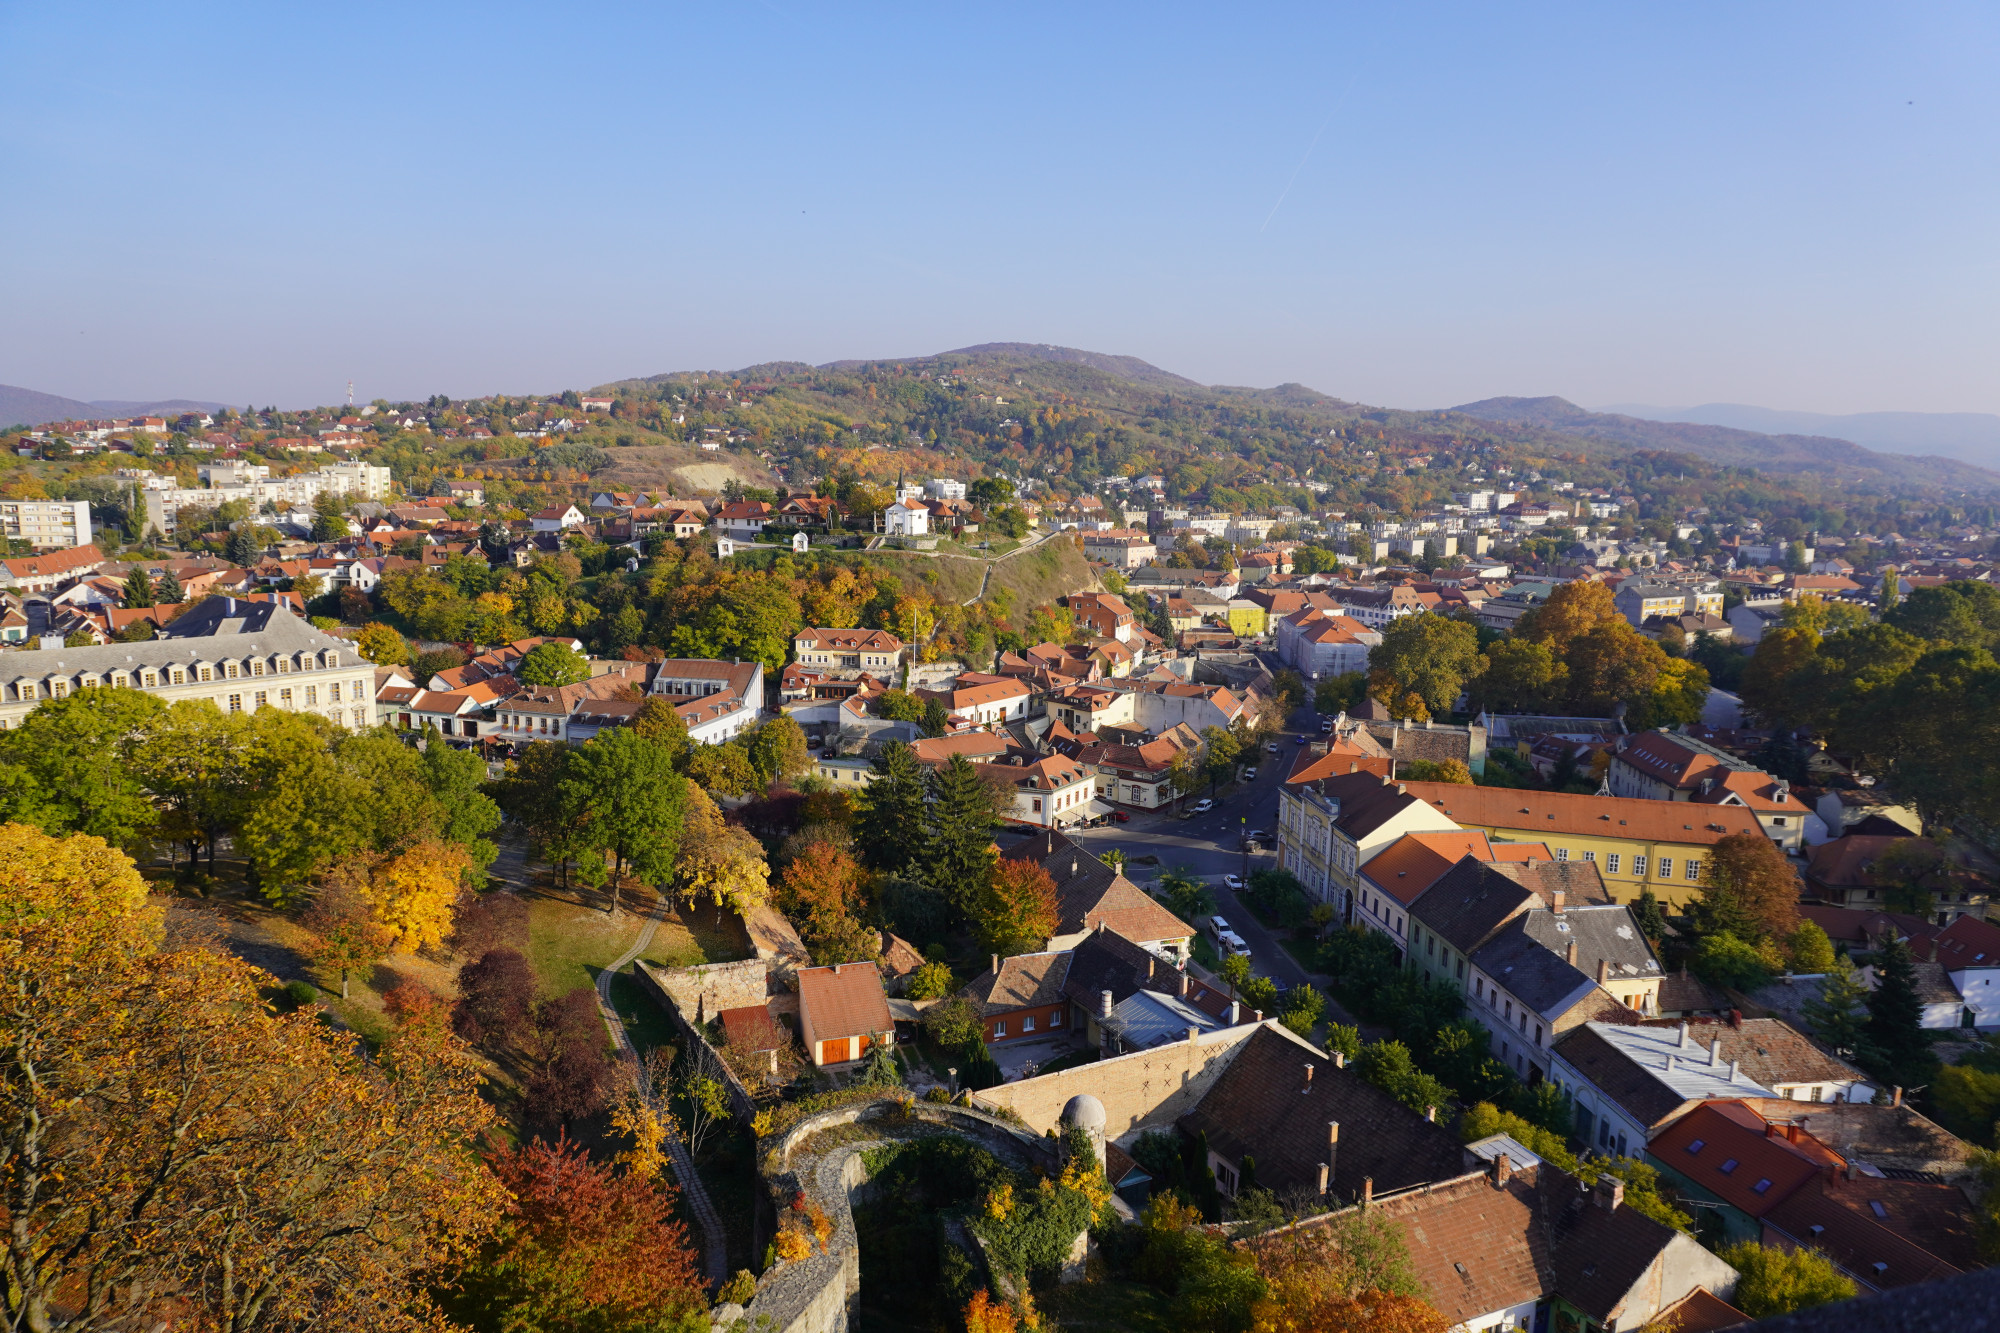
top-left (3, 2), bottom-right (1997, 415)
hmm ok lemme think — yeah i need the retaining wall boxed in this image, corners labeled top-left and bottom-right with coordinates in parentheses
top-left (971, 1022), bottom-right (1259, 1138)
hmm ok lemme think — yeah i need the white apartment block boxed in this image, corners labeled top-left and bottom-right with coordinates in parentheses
top-left (133, 463), bottom-right (393, 535)
top-left (0, 500), bottom-right (90, 550)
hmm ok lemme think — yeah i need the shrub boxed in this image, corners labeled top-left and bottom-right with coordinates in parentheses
top-left (276, 978), bottom-right (319, 1012)
top-left (1719, 1241), bottom-right (1857, 1317)
top-left (718, 1270), bottom-right (757, 1305)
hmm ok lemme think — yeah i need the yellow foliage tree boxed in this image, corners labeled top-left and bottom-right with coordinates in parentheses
top-left (363, 841), bottom-right (471, 953)
top-left (676, 785), bottom-right (770, 915)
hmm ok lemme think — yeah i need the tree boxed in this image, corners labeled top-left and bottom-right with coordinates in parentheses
top-left (1401, 758), bottom-right (1472, 784)
top-left (1632, 885), bottom-right (1668, 943)
top-left (453, 947), bottom-right (539, 1048)
top-left (629, 696), bottom-right (690, 759)
top-left (1471, 638), bottom-right (1564, 714)
top-left (676, 785), bottom-right (770, 916)
top-left (980, 856), bottom-right (1060, 956)
top-left (1865, 933), bottom-right (1939, 1093)
top-left (1159, 864), bottom-right (1213, 922)
top-left (1739, 626), bottom-right (1821, 727)
top-left (681, 740), bottom-right (757, 797)
top-left (356, 621), bottom-right (409, 665)
top-left (522, 988), bottom-right (617, 1130)
top-left (1458, 1103), bottom-right (1579, 1173)
top-left (312, 511), bottom-right (352, 542)
top-left (1802, 955), bottom-right (1872, 1062)
top-left (153, 567), bottom-right (184, 604)
top-left (776, 840), bottom-right (878, 965)
top-left (1518, 580), bottom-right (1623, 650)
top-left (1717, 1242), bottom-right (1856, 1318)
top-left (420, 739), bottom-right (503, 878)
top-left (922, 754), bottom-right (1001, 919)
top-left (1367, 613), bottom-right (1483, 718)
top-left (519, 641), bottom-right (590, 686)
top-left (1355, 1040), bottom-right (1455, 1117)
top-left (442, 1132), bottom-right (705, 1333)
top-left (1786, 919), bottom-right (1838, 974)
top-left (1200, 725), bottom-right (1244, 796)
top-left (562, 728), bottom-right (689, 917)
top-left (122, 566), bottom-right (156, 607)
top-left (362, 841), bottom-right (472, 953)
top-left (0, 684), bottom-right (167, 848)
top-left (450, 890), bottom-right (529, 960)
top-left (1281, 983), bottom-right (1326, 1037)
top-left (1631, 655), bottom-right (1711, 729)
top-left (1694, 831), bottom-right (1800, 944)
top-left (747, 714), bottom-right (811, 788)
top-left (1844, 646), bottom-right (2000, 827)
top-left (234, 709), bottom-right (368, 901)
top-left (135, 700), bottom-right (252, 873)
top-left (906, 960), bottom-right (955, 1000)
top-left (1885, 579), bottom-right (2000, 651)
top-left (1931, 1063), bottom-right (2000, 1146)
top-left (299, 869), bottom-right (395, 999)
top-left (0, 823), bottom-right (503, 1333)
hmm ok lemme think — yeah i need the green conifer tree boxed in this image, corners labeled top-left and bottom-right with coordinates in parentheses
top-left (922, 754), bottom-right (1001, 921)
top-left (855, 741), bottom-right (928, 876)
top-left (153, 568), bottom-right (185, 605)
top-left (1864, 934), bottom-right (1939, 1093)
top-left (1803, 955), bottom-right (1871, 1063)
top-left (122, 567), bottom-right (156, 608)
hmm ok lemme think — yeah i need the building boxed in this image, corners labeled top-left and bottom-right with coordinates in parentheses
top-left (1073, 725), bottom-right (1200, 811)
top-left (791, 627), bottom-right (903, 672)
top-left (646, 659), bottom-right (765, 744)
top-left (1648, 1100), bottom-right (1845, 1245)
top-left (1275, 769), bottom-right (1463, 912)
top-left (797, 962), bottom-right (893, 1067)
top-left (0, 599), bottom-right (371, 732)
top-left (1066, 591), bottom-right (1142, 645)
top-left (1080, 530), bottom-right (1157, 570)
top-left (1274, 607), bottom-right (1379, 679)
top-left (1549, 1019), bottom-right (1873, 1160)
top-left (1001, 753), bottom-right (1097, 828)
top-left (958, 950), bottom-right (1075, 1045)
top-left (1934, 914), bottom-right (2000, 1028)
top-left (0, 543), bottom-right (105, 593)
top-left (1614, 581), bottom-right (1725, 627)
top-left (881, 498), bottom-right (930, 537)
top-left (1395, 782), bottom-right (1768, 910)
top-left (916, 674), bottom-right (1030, 726)
top-left (1801, 835), bottom-right (1989, 925)
top-left (1352, 829), bottom-right (1551, 957)
top-left (1606, 730), bottom-right (1812, 851)
top-left (1022, 828), bottom-right (1196, 959)
top-left (0, 499), bottom-right (90, 550)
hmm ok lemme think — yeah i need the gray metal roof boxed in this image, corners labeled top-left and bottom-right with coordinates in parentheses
top-left (0, 601), bottom-right (345, 679)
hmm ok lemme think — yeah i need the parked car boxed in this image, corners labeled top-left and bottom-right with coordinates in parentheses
top-left (1319, 718), bottom-right (1334, 733)
top-left (1243, 766), bottom-right (1258, 781)
top-left (1217, 931), bottom-right (1252, 960)
top-left (1193, 798), bottom-right (1215, 814)
top-left (1205, 915), bottom-right (1234, 942)
top-left (1111, 810), bottom-right (1131, 823)
top-left (1223, 874), bottom-right (1245, 890)
top-left (1266, 742), bottom-right (1281, 754)
top-left (1245, 829), bottom-right (1269, 845)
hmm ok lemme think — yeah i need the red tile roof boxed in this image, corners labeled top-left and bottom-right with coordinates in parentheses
top-left (1649, 1101), bottom-right (1830, 1217)
top-left (718, 1003), bottom-right (784, 1052)
top-left (797, 962), bottom-right (891, 1042)
top-left (1361, 829), bottom-right (1553, 906)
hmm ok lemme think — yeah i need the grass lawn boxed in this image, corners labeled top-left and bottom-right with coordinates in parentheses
top-left (1281, 935), bottom-right (1325, 977)
top-left (1044, 1278), bottom-right (1182, 1332)
top-left (523, 883), bottom-right (751, 1000)
top-left (1190, 934), bottom-right (1220, 971)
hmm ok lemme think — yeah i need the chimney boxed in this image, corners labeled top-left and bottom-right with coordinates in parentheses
top-left (1892, 1086), bottom-right (1904, 1108)
top-left (1678, 1021), bottom-right (1691, 1049)
top-left (1424, 1105), bottom-right (1437, 1122)
top-left (1728, 1008), bottom-right (1742, 1028)
top-left (1100, 989), bottom-right (1114, 1018)
top-left (1665, 1055), bottom-right (1676, 1074)
top-left (1597, 958), bottom-right (1610, 985)
top-left (1594, 1176), bottom-right (1625, 1212)
top-left (991, 954), bottom-right (1000, 974)
top-left (1186, 1026), bottom-right (1200, 1044)
top-left (1361, 1177), bottom-right (1374, 1208)
top-left (1179, 971), bottom-right (1191, 998)
top-left (1551, 888), bottom-right (1566, 914)
top-left (1566, 940), bottom-right (1579, 966)
top-left (1729, 1059), bottom-right (1742, 1083)
top-left (1317, 1161), bottom-right (1330, 1194)
top-left (1304, 1063), bottom-right (1315, 1089)
top-left (1332, 1050), bottom-right (1347, 1069)
top-left (1494, 1152), bottom-right (1513, 1188)
top-left (1228, 1001), bottom-right (1241, 1024)
top-left (1253, 1010), bottom-right (1264, 1023)
top-left (1709, 1038), bottom-right (1723, 1068)
top-left (1147, 956), bottom-right (1156, 981)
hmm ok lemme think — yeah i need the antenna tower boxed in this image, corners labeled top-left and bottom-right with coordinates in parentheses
top-left (346, 379), bottom-right (354, 408)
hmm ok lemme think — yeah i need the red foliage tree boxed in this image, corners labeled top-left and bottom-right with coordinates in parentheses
top-left (452, 947), bottom-right (537, 1048)
top-left (444, 1131), bottom-right (706, 1331)
top-left (523, 987), bottom-right (616, 1130)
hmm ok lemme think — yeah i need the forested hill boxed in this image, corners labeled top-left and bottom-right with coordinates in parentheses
top-left (595, 345), bottom-right (2000, 539)
top-left (1450, 396), bottom-right (2000, 495)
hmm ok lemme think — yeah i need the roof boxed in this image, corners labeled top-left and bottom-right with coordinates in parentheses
top-left (1736, 1264), bottom-right (2000, 1333)
top-left (1534, 1165), bottom-right (1704, 1322)
top-left (878, 932), bottom-right (926, 978)
top-left (1369, 1170), bottom-right (1549, 1324)
top-left (794, 627), bottom-right (902, 652)
top-left (1398, 781), bottom-right (1766, 845)
top-left (1026, 829), bottom-right (1195, 944)
top-left (1556, 1019), bottom-right (1865, 1130)
top-left (1286, 735), bottom-right (1393, 785)
top-left (1179, 1024), bottom-right (1471, 1202)
top-left (1651, 1287), bottom-right (1750, 1333)
top-left (1731, 1098), bottom-right (1978, 1181)
top-left (959, 951), bottom-right (1072, 1015)
top-left (1649, 1101), bottom-right (1831, 1216)
top-left (1362, 829), bottom-right (1552, 906)
top-left (1806, 835), bottom-right (1921, 889)
top-left (1934, 913), bottom-right (2000, 970)
top-left (718, 1004), bottom-right (784, 1052)
top-left (1103, 989), bottom-right (1221, 1050)
top-left (796, 962), bottom-right (892, 1040)
top-left (1291, 769), bottom-right (1448, 842)
top-left (909, 731), bottom-right (1011, 766)
top-left (1656, 967), bottom-right (1731, 1015)
top-left (1692, 769), bottom-right (1810, 814)
top-left (1763, 1174), bottom-right (1973, 1288)
top-left (0, 543), bottom-right (103, 580)
top-left (1474, 903), bottom-right (1660, 1019)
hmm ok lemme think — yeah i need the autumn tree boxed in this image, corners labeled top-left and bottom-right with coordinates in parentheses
top-left (680, 739), bottom-right (757, 798)
top-left (363, 840), bottom-right (474, 953)
top-left (676, 785), bottom-right (771, 917)
top-left (1717, 1241), bottom-right (1856, 1317)
top-left (980, 856), bottom-right (1060, 957)
top-left (453, 947), bottom-right (539, 1048)
top-left (562, 727), bottom-right (689, 916)
top-left (747, 714), bottom-right (812, 788)
top-left (0, 823), bottom-right (503, 1333)
top-left (442, 1132), bottom-right (706, 1333)
top-left (1692, 831), bottom-right (1800, 944)
top-left (299, 866), bottom-right (395, 999)
top-left (519, 641), bottom-right (590, 686)
top-left (355, 620), bottom-right (409, 665)
top-left (1367, 613), bottom-right (1483, 719)
top-left (522, 988), bottom-right (618, 1130)
top-left (776, 840), bottom-right (879, 965)
top-left (629, 695), bottom-right (690, 760)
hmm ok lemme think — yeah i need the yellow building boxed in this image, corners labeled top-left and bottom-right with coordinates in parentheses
top-left (1395, 782), bottom-right (1766, 910)
top-left (1224, 599), bottom-right (1267, 638)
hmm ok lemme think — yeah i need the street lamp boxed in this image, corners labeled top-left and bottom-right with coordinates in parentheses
top-left (948, 1067), bottom-right (957, 1097)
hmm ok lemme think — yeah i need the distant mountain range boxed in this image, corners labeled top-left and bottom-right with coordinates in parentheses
top-left (0, 384), bottom-right (232, 429)
top-left (1596, 402), bottom-right (2000, 471)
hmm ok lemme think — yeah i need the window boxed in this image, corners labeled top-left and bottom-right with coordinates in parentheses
top-left (1476, 978), bottom-right (1485, 999)
top-left (1686, 860), bottom-right (1702, 881)
top-left (1556, 847), bottom-right (1569, 861)
top-left (251, 660), bottom-right (264, 677)
top-left (1752, 1178), bottom-right (1774, 1195)
top-left (1869, 1200), bottom-right (1888, 1219)
top-left (352, 708), bottom-right (367, 727)
top-left (1632, 855), bottom-right (1646, 875)
top-left (1606, 853), bottom-right (1622, 873)
top-left (254, 691), bottom-right (267, 708)
top-left (1717, 1158), bottom-right (1739, 1175)
top-left (1032, 799), bottom-right (1042, 813)
top-left (1456, 958), bottom-right (1465, 979)
top-left (277, 658), bottom-right (290, 674)
top-left (330, 683), bottom-right (342, 703)
top-left (1050, 1008), bottom-right (1063, 1027)
top-left (1583, 850), bottom-right (1596, 862)
top-left (1023, 1015), bottom-right (1036, 1033)
top-left (325, 652), bottom-right (339, 668)
top-left (279, 688), bottom-right (293, 707)
top-left (993, 1021), bottom-right (1007, 1038)
top-left (169, 669), bottom-right (185, 685)
top-left (224, 662), bottom-right (238, 679)
top-left (197, 667), bottom-right (212, 682)
top-left (1686, 1139), bottom-right (1706, 1155)
top-left (227, 694), bottom-right (242, 713)
top-left (304, 686), bottom-right (317, 706)
top-left (1658, 857), bottom-right (1673, 879)
top-left (1533, 1022), bottom-right (1542, 1044)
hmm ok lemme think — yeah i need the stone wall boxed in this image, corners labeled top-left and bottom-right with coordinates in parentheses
top-left (639, 956), bottom-right (768, 1020)
top-left (627, 960), bottom-right (760, 1124)
top-left (972, 1023), bottom-right (1259, 1139)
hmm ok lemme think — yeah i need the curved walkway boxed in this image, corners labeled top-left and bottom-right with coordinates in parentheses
top-left (594, 894), bottom-right (730, 1288)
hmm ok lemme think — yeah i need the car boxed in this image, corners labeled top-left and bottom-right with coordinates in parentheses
top-left (1205, 915), bottom-right (1234, 942)
top-left (1217, 931), bottom-right (1252, 959)
top-left (1245, 829), bottom-right (1269, 845)
top-left (1223, 874), bottom-right (1245, 890)
top-left (1193, 798), bottom-right (1214, 814)
top-left (1177, 807), bottom-right (1196, 821)
top-left (1111, 810), bottom-right (1130, 823)
top-left (1243, 767), bottom-right (1258, 781)
top-left (1319, 718), bottom-right (1334, 733)
top-left (1297, 734), bottom-right (1310, 745)
top-left (1266, 742), bottom-right (1280, 754)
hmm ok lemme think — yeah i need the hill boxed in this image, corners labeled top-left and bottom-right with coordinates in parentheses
top-left (1450, 396), bottom-right (2000, 494)
top-left (0, 384), bottom-right (231, 428)
top-left (1599, 401), bottom-right (2000, 471)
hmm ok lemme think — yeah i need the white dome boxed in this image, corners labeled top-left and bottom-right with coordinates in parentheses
top-left (1060, 1094), bottom-right (1106, 1130)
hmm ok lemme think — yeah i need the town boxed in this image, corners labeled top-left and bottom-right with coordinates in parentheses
top-left (0, 372), bottom-right (1995, 1333)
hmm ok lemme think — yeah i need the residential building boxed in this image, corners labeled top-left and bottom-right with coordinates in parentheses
top-left (0, 599), bottom-right (371, 732)
top-left (712, 501), bottom-right (773, 537)
top-left (1180, 1024), bottom-right (1473, 1205)
top-left (1021, 828), bottom-right (1196, 959)
top-left (1614, 581), bottom-right (1725, 627)
top-left (1606, 731), bottom-right (1813, 850)
top-left (958, 950), bottom-right (1074, 1044)
top-left (646, 659), bottom-right (765, 744)
top-left (530, 504), bottom-right (586, 533)
top-left (797, 962), bottom-right (893, 1067)
top-left (0, 543), bottom-right (104, 593)
top-left (1352, 829), bottom-right (1552, 957)
top-left (1001, 753), bottom-right (1097, 828)
top-left (1275, 769), bottom-right (1463, 911)
top-left (1080, 529), bottom-right (1156, 569)
top-left (1274, 607), bottom-right (1379, 679)
top-left (925, 477), bottom-right (967, 501)
top-left (1072, 724), bottom-right (1200, 810)
top-left (1934, 914), bottom-right (2000, 1027)
top-left (1549, 1019), bottom-right (1873, 1159)
top-left (791, 627), bottom-right (903, 672)
top-left (1760, 1172), bottom-right (1978, 1295)
top-left (1815, 789), bottom-right (1923, 839)
top-left (1395, 782), bottom-right (1767, 910)
top-left (916, 673), bottom-right (1031, 725)
top-left (1648, 1100), bottom-right (1846, 1244)
top-left (1065, 591), bottom-right (1141, 644)
top-left (0, 499), bottom-right (90, 549)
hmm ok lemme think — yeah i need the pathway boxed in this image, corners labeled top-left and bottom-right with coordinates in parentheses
top-left (593, 895), bottom-right (730, 1289)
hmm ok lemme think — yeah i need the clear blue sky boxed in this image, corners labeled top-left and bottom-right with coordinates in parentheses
top-left (3, 2), bottom-right (1995, 414)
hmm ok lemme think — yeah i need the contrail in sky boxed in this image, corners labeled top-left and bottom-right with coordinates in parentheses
top-left (1260, 73), bottom-right (1359, 234)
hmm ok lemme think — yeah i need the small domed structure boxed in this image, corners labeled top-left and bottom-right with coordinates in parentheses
top-left (1060, 1094), bottom-right (1107, 1168)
